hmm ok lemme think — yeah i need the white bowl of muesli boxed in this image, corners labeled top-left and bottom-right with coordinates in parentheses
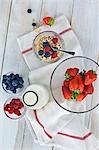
top-left (33, 31), bottom-right (65, 63)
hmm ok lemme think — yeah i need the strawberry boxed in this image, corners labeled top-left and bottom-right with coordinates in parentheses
top-left (63, 79), bottom-right (71, 88)
top-left (51, 52), bottom-right (57, 58)
top-left (62, 86), bottom-right (72, 99)
top-left (77, 74), bottom-right (84, 92)
top-left (44, 46), bottom-right (51, 52)
top-left (14, 109), bottom-right (21, 116)
top-left (52, 37), bottom-right (58, 44)
top-left (76, 93), bottom-right (86, 101)
top-left (43, 16), bottom-right (55, 26)
top-left (69, 75), bottom-right (79, 91)
top-left (83, 83), bottom-right (94, 95)
top-left (84, 70), bottom-right (97, 85)
top-left (66, 68), bottom-right (79, 77)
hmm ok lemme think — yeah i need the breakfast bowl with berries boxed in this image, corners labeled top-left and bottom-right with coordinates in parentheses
top-left (50, 56), bottom-right (99, 113)
top-left (33, 31), bottom-right (65, 63)
top-left (4, 97), bottom-right (26, 120)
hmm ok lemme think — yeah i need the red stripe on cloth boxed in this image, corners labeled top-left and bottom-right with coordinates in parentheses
top-left (58, 132), bottom-right (92, 140)
top-left (33, 110), bottom-right (92, 140)
top-left (59, 28), bottom-right (72, 35)
top-left (34, 110), bottom-right (52, 139)
top-left (22, 28), bottom-right (71, 55)
top-left (22, 47), bottom-right (32, 54)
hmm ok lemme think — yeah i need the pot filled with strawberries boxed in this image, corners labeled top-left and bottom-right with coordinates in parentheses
top-left (50, 56), bottom-right (99, 113)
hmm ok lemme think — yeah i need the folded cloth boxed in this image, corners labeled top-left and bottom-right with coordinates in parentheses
top-left (17, 15), bottom-right (81, 71)
top-left (25, 55), bottom-right (99, 150)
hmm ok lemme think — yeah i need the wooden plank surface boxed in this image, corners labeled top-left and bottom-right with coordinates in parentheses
top-left (0, 0), bottom-right (99, 150)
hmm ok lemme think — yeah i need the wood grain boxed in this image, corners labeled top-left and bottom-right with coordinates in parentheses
top-left (1, 0), bottom-right (99, 150)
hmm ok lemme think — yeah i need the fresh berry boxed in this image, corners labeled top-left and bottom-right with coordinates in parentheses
top-left (76, 93), bottom-right (86, 101)
top-left (38, 50), bottom-right (44, 56)
top-left (77, 74), bottom-right (84, 92)
top-left (52, 37), bottom-right (58, 44)
top-left (84, 70), bottom-right (97, 85)
top-left (63, 79), bottom-right (71, 88)
top-left (32, 22), bottom-right (37, 27)
top-left (43, 41), bottom-right (50, 47)
top-left (66, 68), bottom-right (79, 77)
top-left (27, 9), bottom-right (32, 13)
top-left (14, 109), bottom-right (21, 116)
top-left (69, 75), bottom-right (79, 91)
top-left (43, 16), bottom-right (55, 26)
top-left (4, 104), bottom-right (10, 111)
top-left (44, 52), bottom-right (50, 58)
top-left (18, 77), bottom-right (24, 84)
top-left (10, 73), bottom-right (15, 79)
top-left (17, 84), bottom-right (23, 89)
top-left (15, 74), bottom-right (19, 79)
top-left (83, 83), bottom-right (94, 95)
top-left (19, 102), bottom-right (24, 109)
top-left (44, 46), bottom-right (51, 52)
top-left (51, 52), bottom-right (57, 59)
top-left (7, 106), bottom-right (14, 114)
top-left (12, 79), bottom-right (18, 87)
top-left (62, 86), bottom-right (72, 99)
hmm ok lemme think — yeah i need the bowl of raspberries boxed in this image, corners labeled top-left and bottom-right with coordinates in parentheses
top-left (4, 97), bottom-right (26, 120)
top-left (50, 56), bottom-right (99, 113)
top-left (2, 73), bottom-right (24, 94)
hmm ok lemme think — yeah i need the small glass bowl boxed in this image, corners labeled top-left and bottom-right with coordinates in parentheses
top-left (2, 72), bottom-right (25, 94)
top-left (4, 97), bottom-right (26, 120)
top-left (33, 31), bottom-right (65, 63)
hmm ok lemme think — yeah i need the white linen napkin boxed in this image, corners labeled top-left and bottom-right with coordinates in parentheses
top-left (17, 15), bottom-right (81, 71)
top-left (25, 54), bottom-right (99, 150)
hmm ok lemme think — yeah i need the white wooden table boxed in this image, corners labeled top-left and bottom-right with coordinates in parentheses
top-left (0, 0), bottom-right (99, 150)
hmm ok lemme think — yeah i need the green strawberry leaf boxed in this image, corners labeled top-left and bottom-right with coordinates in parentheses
top-left (90, 70), bottom-right (97, 75)
top-left (64, 73), bottom-right (71, 79)
top-left (48, 18), bottom-right (55, 26)
top-left (71, 89), bottom-right (80, 99)
top-left (79, 69), bottom-right (86, 78)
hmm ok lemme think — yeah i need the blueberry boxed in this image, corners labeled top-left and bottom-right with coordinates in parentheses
top-left (12, 79), bottom-right (18, 87)
top-left (27, 9), bottom-right (32, 13)
top-left (2, 78), bottom-right (6, 84)
top-left (44, 52), bottom-right (50, 58)
top-left (43, 42), bottom-right (50, 47)
top-left (9, 73), bottom-right (15, 79)
top-left (32, 22), bottom-right (37, 27)
top-left (15, 74), bottom-right (20, 79)
top-left (13, 88), bottom-right (16, 93)
top-left (5, 79), bottom-right (11, 86)
top-left (17, 84), bottom-right (23, 89)
top-left (38, 50), bottom-right (44, 56)
top-left (3, 75), bottom-right (7, 79)
top-left (18, 77), bottom-right (24, 84)
top-left (6, 85), bottom-right (11, 91)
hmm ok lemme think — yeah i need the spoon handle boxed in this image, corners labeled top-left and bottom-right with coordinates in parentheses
top-left (59, 50), bottom-right (75, 55)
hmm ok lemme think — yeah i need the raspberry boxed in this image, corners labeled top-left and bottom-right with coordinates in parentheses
top-left (44, 46), bottom-right (51, 52)
top-left (51, 52), bottom-right (58, 58)
top-left (7, 106), bottom-right (14, 114)
top-left (14, 109), bottom-right (21, 116)
top-left (52, 37), bottom-right (58, 44)
top-left (18, 102), bottom-right (24, 109)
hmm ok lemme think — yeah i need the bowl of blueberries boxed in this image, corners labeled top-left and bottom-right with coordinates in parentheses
top-left (2, 72), bottom-right (24, 94)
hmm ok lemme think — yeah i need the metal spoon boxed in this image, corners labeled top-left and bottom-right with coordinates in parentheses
top-left (52, 47), bottom-right (75, 56)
